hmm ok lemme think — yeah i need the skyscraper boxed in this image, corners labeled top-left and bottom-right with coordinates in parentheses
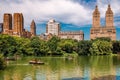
top-left (46, 19), bottom-right (60, 36)
top-left (3, 13), bottom-right (12, 34)
top-left (30, 20), bottom-right (36, 36)
top-left (13, 13), bottom-right (24, 36)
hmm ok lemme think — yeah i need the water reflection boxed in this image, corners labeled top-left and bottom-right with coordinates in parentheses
top-left (1, 56), bottom-right (120, 80)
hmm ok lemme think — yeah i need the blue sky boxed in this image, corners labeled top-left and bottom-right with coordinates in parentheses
top-left (0, 0), bottom-right (120, 40)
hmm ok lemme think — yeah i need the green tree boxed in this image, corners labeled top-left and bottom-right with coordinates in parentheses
top-left (0, 34), bottom-right (16, 56)
top-left (0, 54), bottom-right (5, 70)
top-left (90, 40), bottom-right (112, 55)
top-left (47, 36), bottom-right (60, 55)
top-left (112, 41), bottom-right (120, 54)
top-left (77, 40), bottom-right (92, 55)
top-left (30, 37), bottom-right (41, 56)
top-left (58, 39), bottom-right (77, 54)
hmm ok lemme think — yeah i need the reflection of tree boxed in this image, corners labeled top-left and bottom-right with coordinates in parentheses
top-left (89, 56), bottom-right (115, 79)
top-left (2, 56), bottom-right (120, 80)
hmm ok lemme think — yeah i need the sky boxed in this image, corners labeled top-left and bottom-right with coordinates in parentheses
top-left (0, 0), bottom-right (120, 40)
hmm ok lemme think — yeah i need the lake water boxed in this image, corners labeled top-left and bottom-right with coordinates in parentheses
top-left (0, 56), bottom-right (120, 80)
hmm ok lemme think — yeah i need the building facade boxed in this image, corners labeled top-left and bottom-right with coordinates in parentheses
top-left (59, 31), bottom-right (84, 41)
top-left (30, 20), bottom-right (36, 36)
top-left (90, 5), bottom-right (116, 40)
top-left (46, 19), bottom-right (60, 36)
top-left (46, 19), bottom-right (84, 41)
top-left (3, 13), bottom-right (12, 34)
top-left (2, 13), bottom-right (36, 38)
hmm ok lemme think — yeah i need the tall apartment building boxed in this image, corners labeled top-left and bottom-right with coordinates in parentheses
top-left (45, 19), bottom-right (84, 41)
top-left (46, 19), bottom-right (60, 36)
top-left (13, 13), bottom-right (24, 36)
top-left (3, 13), bottom-right (12, 34)
top-left (90, 5), bottom-right (116, 40)
top-left (30, 20), bottom-right (36, 36)
top-left (2, 13), bottom-right (36, 38)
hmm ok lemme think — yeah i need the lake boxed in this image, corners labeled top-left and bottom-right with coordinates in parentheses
top-left (0, 56), bottom-right (120, 80)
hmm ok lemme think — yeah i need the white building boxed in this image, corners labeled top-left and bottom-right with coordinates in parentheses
top-left (46, 19), bottom-right (60, 36)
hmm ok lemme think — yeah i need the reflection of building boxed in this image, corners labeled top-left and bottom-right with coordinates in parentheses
top-left (45, 19), bottom-right (84, 41)
top-left (90, 5), bottom-right (116, 40)
top-left (2, 13), bottom-right (36, 38)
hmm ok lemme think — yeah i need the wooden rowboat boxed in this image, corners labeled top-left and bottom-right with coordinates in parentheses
top-left (29, 60), bottom-right (44, 65)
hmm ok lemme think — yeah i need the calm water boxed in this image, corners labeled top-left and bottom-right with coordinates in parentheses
top-left (0, 56), bottom-right (120, 80)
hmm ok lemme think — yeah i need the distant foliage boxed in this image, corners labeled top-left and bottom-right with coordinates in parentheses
top-left (0, 34), bottom-right (119, 57)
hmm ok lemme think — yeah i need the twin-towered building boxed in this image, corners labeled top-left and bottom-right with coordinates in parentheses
top-left (90, 5), bottom-right (116, 40)
top-left (1, 13), bottom-right (36, 38)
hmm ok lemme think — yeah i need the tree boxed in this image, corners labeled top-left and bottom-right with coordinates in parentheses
top-left (77, 40), bottom-right (92, 55)
top-left (47, 36), bottom-right (60, 55)
top-left (58, 39), bottom-right (77, 54)
top-left (30, 37), bottom-right (41, 56)
top-left (0, 54), bottom-right (5, 70)
top-left (0, 34), bottom-right (16, 56)
top-left (112, 41), bottom-right (120, 54)
top-left (90, 40), bottom-right (112, 55)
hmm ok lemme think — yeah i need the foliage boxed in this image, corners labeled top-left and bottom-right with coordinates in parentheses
top-left (77, 40), bottom-right (92, 55)
top-left (0, 54), bottom-right (5, 70)
top-left (58, 39), bottom-right (77, 54)
top-left (47, 36), bottom-right (60, 55)
top-left (112, 41), bottom-right (120, 54)
top-left (92, 37), bottom-right (111, 42)
top-left (0, 34), bottom-right (119, 57)
top-left (90, 40), bottom-right (112, 55)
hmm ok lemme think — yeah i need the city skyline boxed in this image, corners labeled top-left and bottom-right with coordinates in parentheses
top-left (0, 0), bottom-right (120, 40)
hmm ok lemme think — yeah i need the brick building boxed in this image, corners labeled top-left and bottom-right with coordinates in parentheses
top-left (2, 13), bottom-right (36, 38)
top-left (90, 5), bottom-right (116, 40)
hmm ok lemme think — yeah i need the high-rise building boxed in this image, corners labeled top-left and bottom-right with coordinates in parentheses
top-left (46, 19), bottom-right (60, 36)
top-left (13, 13), bottom-right (24, 36)
top-left (30, 20), bottom-right (36, 36)
top-left (3, 13), bottom-right (12, 34)
top-left (90, 5), bottom-right (116, 40)
top-left (1, 13), bottom-right (35, 38)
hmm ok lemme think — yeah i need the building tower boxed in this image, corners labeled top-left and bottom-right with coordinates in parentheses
top-left (13, 13), bottom-right (24, 36)
top-left (93, 5), bottom-right (100, 27)
top-left (46, 19), bottom-right (60, 36)
top-left (3, 13), bottom-right (12, 34)
top-left (106, 4), bottom-right (114, 27)
top-left (30, 20), bottom-right (36, 36)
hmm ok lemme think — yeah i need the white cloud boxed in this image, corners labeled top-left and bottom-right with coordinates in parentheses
top-left (0, 0), bottom-right (120, 29)
top-left (0, 0), bottom-right (92, 27)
